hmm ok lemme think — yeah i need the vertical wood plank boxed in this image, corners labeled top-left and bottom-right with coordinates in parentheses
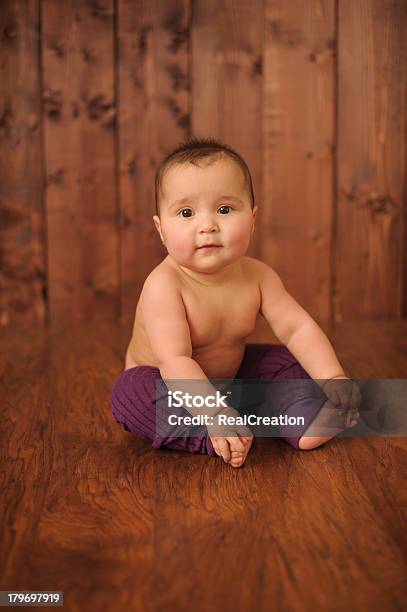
top-left (2, 0), bottom-right (406, 328)
top-left (42, 0), bottom-right (119, 323)
top-left (192, 0), bottom-right (264, 261)
top-left (118, 0), bottom-right (191, 325)
top-left (263, 0), bottom-right (336, 324)
top-left (335, 0), bottom-right (407, 321)
top-left (0, 0), bottom-right (45, 327)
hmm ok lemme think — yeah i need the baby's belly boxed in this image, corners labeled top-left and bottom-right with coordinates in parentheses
top-left (125, 342), bottom-right (156, 370)
top-left (192, 342), bottom-right (246, 380)
top-left (127, 340), bottom-right (246, 380)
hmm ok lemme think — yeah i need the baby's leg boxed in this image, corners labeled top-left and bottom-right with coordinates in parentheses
top-left (236, 344), bottom-right (344, 450)
top-left (268, 348), bottom-right (346, 450)
top-left (297, 399), bottom-right (349, 449)
top-left (111, 366), bottom-right (217, 457)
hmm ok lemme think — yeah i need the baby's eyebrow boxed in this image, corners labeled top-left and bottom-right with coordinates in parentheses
top-left (169, 195), bottom-right (243, 210)
top-left (169, 197), bottom-right (194, 210)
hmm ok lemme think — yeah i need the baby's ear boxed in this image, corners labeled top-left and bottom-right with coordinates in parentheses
top-left (153, 215), bottom-right (165, 244)
top-left (251, 206), bottom-right (258, 233)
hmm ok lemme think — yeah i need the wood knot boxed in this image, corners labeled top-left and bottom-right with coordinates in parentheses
top-left (365, 194), bottom-right (397, 215)
top-left (88, 0), bottom-right (112, 21)
top-left (50, 41), bottom-right (65, 58)
top-left (87, 95), bottom-right (115, 126)
top-left (252, 57), bottom-right (263, 76)
top-left (167, 27), bottom-right (188, 53)
top-left (166, 64), bottom-right (188, 92)
top-left (0, 205), bottom-right (23, 229)
top-left (81, 47), bottom-right (94, 62)
top-left (2, 23), bottom-right (17, 42)
top-left (43, 89), bottom-right (63, 120)
top-left (47, 169), bottom-right (65, 186)
top-left (138, 24), bottom-right (152, 54)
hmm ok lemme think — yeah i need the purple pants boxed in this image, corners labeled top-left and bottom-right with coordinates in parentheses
top-left (110, 344), bottom-right (328, 456)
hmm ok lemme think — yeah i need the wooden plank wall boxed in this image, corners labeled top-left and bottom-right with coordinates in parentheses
top-left (0, 0), bottom-right (45, 327)
top-left (0, 0), bottom-right (406, 328)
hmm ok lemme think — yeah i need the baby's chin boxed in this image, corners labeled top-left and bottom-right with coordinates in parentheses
top-left (172, 252), bottom-right (243, 273)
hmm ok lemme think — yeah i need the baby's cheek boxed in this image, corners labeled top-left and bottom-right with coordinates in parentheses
top-left (169, 236), bottom-right (192, 258)
top-left (229, 224), bottom-right (252, 249)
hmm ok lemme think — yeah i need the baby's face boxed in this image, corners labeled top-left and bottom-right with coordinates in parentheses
top-left (153, 158), bottom-right (257, 274)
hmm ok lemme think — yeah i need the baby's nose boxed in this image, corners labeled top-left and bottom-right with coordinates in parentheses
top-left (199, 217), bottom-right (219, 232)
top-left (200, 225), bottom-right (217, 232)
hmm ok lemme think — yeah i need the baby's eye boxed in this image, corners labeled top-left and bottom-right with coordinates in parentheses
top-left (178, 208), bottom-right (193, 218)
top-left (218, 205), bottom-right (233, 214)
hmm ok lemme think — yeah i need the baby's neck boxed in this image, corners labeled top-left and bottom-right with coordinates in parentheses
top-left (170, 257), bottom-right (241, 287)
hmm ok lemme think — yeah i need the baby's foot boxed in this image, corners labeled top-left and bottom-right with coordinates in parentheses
top-left (229, 438), bottom-right (253, 468)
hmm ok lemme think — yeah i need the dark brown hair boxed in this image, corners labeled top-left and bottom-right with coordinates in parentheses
top-left (154, 136), bottom-right (255, 216)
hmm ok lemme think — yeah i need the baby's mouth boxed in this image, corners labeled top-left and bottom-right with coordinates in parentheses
top-left (197, 244), bottom-right (222, 250)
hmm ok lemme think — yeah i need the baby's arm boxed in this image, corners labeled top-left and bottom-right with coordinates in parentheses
top-left (258, 262), bottom-right (361, 427)
top-left (140, 271), bottom-right (218, 393)
top-left (258, 262), bottom-right (346, 380)
top-left (140, 270), bottom-right (252, 463)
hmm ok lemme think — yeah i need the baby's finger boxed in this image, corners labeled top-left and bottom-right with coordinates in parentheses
top-left (351, 384), bottom-right (362, 410)
top-left (240, 436), bottom-right (252, 445)
top-left (227, 435), bottom-right (245, 453)
top-left (230, 450), bottom-right (245, 467)
top-left (217, 438), bottom-right (231, 463)
top-left (324, 404), bottom-right (346, 428)
top-left (351, 412), bottom-right (360, 427)
top-left (345, 408), bottom-right (360, 427)
top-left (328, 389), bottom-right (342, 407)
top-left (211, 441), bottom-right (222, 458)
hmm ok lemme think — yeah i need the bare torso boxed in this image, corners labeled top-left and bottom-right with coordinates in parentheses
top-left (125, 255), bottom-right (262, 378)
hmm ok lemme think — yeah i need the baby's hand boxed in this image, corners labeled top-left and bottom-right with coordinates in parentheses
top-left (227, 433), bottom-right (253, 467)
top-left (207, 406), bottom-right (253, 468)
top-left (321, 376), bottom-right (361, 428)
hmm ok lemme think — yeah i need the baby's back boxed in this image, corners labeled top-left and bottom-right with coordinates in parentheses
top-left (126, 256), bottom-right (262, 378)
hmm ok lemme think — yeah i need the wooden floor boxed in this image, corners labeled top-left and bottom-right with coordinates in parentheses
top-left (1, 319), bottom-right (407, 611)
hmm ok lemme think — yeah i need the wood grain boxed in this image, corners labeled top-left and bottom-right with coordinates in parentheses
top-left (192, 0), bottom-right (263, 262)
top-left (0, 0), bottom-right (46, 327)
top-left (335, 0), bottom-right (407, 321)
top-left (42, 0), bottom-right (119, 323)
top-left (118, 0), bottom-right (189, 323)
top-left (1, 320), bottom-right (406, 611)
top-left (1, 0), bottom-right (407, 327)
top-left (262, 0), bottom-right (336, 323)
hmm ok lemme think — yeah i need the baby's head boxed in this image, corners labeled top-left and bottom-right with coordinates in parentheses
top-left (153, 137), bottom-right (258, 275)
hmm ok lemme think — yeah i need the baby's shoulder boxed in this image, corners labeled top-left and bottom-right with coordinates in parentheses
top-left (141, 257), bottom-right (181, 296)
top-left (241, 256), bottom-right (270, 280)
top-left (131, 260), bottom-right (180, 332)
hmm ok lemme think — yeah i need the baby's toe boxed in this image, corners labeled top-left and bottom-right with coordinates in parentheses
top-left (231, 450), bottom-right (243, 460)
top-left (231, 457), bottom-right (244, 467)
top-left (230, 449), bottom-right (248, 467)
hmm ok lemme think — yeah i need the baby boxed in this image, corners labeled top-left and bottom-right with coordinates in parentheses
top-left (111, 137), bottom-right (361, 468)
